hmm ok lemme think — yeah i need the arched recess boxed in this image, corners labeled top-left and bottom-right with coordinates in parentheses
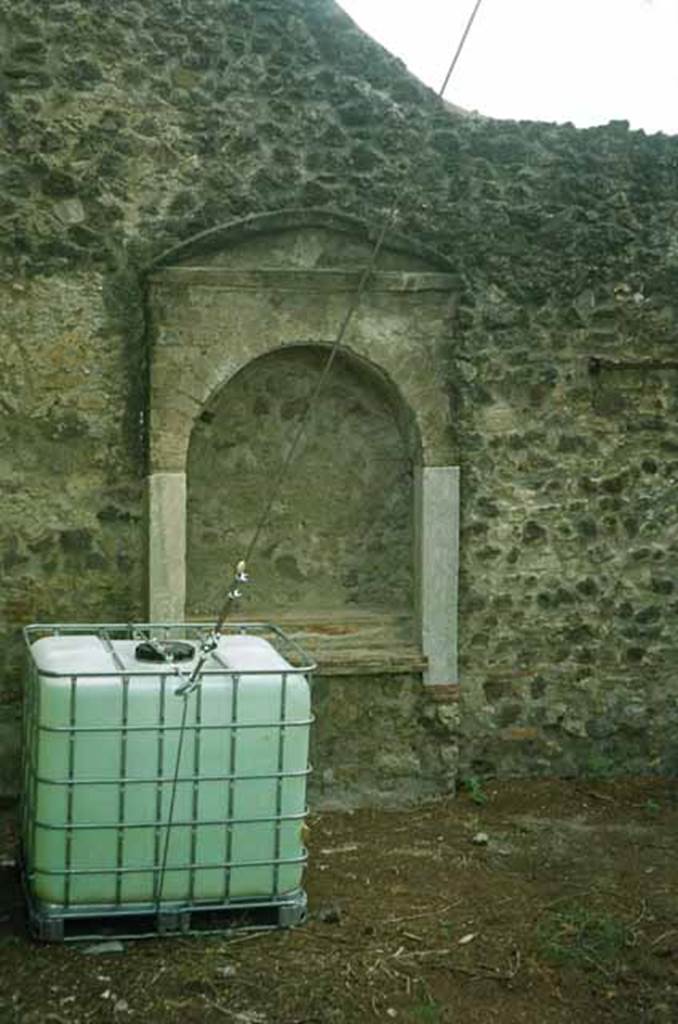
top-left (186, 343), bottom-right (420, 618)
top-left (146, 210), bottom-right (460, 685)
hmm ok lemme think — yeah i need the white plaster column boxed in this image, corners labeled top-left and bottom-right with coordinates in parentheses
top-left (415, 466), bottom-right (460, 685)
top-left (147, 472), bottom-right (186, 622)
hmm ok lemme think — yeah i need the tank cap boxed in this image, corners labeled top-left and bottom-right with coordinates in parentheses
top-left (135, 640), bottom-right (195, 662)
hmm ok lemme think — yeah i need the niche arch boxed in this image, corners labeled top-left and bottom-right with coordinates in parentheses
top-left (186, 342), bottom-right (421, 619)
top-left (147, 211), bottom-right (460, 684)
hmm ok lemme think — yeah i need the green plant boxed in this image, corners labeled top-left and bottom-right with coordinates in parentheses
top-left (644, 798), bottom-right (661, 815)
top-left (461, 775), bottom-right (488, 806)
top-left (410, 1002), bottom-right (443, 1023)
top-left (583, 751), bottom-right (616, 780)
top-left (536, 902), bottom-right (630, 972)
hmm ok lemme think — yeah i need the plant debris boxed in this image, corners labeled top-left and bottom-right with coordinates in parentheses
top-left (1, 777), bottom-right (677, 1023)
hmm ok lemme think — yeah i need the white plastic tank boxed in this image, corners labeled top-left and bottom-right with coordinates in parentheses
top-left (21, 625), bottom-right (312, 932)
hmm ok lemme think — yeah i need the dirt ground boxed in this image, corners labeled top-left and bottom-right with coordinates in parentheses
top-left (1, 777), bottom-right (677, 1024)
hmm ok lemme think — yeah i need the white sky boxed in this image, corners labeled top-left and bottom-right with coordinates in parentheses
top-left (336, 0), bottom-right (678, 135)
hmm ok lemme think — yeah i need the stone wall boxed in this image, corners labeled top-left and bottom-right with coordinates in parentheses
top-left (2, 0), bottom-right (678, 796)
top-left (0, 273), bottom-right (145, 791)
top-left (309, 674), bottom-right (459, 808)
top-left (456, 288), bottom-right (678, 779)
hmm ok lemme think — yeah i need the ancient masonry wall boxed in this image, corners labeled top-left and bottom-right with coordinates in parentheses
top-left (2, 0), bottom-right (678, 796)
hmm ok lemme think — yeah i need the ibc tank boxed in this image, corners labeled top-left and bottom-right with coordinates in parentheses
top-left (21, 624), bottom-right (313, 938)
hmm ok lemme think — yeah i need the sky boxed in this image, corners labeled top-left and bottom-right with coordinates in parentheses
top-left (336, 0), bottom-right (678, 135)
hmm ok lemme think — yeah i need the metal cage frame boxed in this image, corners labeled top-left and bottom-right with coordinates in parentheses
top-left (21, 622), bottom-right (315, 941)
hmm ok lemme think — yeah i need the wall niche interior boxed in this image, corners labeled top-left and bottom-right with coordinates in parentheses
top-left (186, 344), bottom-right (418, 619)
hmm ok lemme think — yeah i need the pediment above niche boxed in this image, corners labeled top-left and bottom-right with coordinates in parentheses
top-left (152, 208), bottom-right (453, 275)
top-left (183, 225), bottom-right (440, 273)
top-left (148, 213), bottom-right (457, 472)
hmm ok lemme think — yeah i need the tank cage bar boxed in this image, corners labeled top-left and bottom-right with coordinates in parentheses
top-left (23, 622), bottom-right (316, 676)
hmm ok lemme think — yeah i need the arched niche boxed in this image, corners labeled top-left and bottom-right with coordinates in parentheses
top-left (186, 343), bottom-right (419, 618)
top-left (146, 211), bottom-right (460, 685)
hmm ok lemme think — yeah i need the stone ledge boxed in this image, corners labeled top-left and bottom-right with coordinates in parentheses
top-left (426, 684), bottom-right (461, 702)
top-left (313, 652), bottom-right (427, 677)
top-left (187, 610), bottom-right (427, 678)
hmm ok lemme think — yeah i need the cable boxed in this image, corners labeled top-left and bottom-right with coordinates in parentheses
top-left (215, 0), bottom-right (486, 630)
top-left (210, 213), bottom-right (395, 638)
top-left (154, 0), bottom-right (486, 906)
top-left (155, 692), bottom-right (190, 909)
top-left (439, 0), bottom-right (485, 99)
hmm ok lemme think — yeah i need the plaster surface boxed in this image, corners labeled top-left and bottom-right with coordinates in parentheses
top-left (147, 472), bottom-right (186, 621)
top-left (416, 466), bottom-right (460, 685)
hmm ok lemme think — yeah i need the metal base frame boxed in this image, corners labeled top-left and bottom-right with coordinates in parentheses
top-left (21, 856), bottom-right (307, 942)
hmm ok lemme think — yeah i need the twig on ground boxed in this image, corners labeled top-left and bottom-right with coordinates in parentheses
top-left (395, 948), bottom-right (452, 960)
top-left (203, 1000), bottom-right (237, 1020)
top-left (366, 956), bottom-right (383, 977)
top-left (294, 928), bottom-right (352, 946)
top-left (445, 946), bottom-right (521, 983)
top-left (343, 961), bottom-right (358, 985)
top-left (631, 898), bottom-right (648, 928)
top-left (376, 960), bottom-right (417, 994)
top-left (384, 902), bottom-right (460, 925)
top-left (223, 931), bottom-right (277, 946)
top-left (148, 964), bottom-right (168, 987)
top-left (576, 788), bottom-right (616, 804)
top-left (376, 962), bottom-right (400, 982)
top-left (540, 889), bottom-right (606, 911)
top-left (203, 996), bottom-right (266, 1022)
top-left (579, 952), bottom-right (614, 978)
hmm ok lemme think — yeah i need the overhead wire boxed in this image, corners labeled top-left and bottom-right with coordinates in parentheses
top-left (439, 0), bottom-right (485, 99)
top-left (154, 0), bottom-right (486, 907)
top-left (216, 0), bottom-right (487, 629)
